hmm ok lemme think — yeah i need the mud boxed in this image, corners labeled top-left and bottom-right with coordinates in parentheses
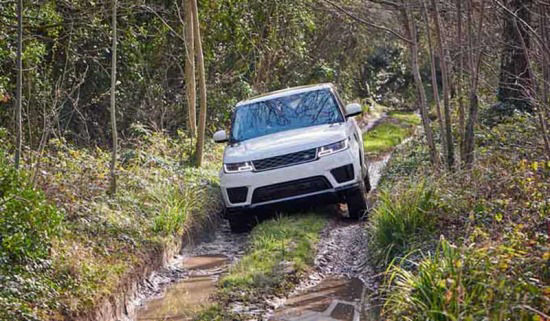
top-left (129, 222), bottom-right (248, 321)
top-left (136, 255), bottom-right (228, 321)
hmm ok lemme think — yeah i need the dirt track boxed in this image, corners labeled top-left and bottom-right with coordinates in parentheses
top-left (130, 116), bottom-right (391, 321)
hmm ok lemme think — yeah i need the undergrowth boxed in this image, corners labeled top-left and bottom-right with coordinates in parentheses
top-left (372, 114), bottom-right (550, 320)
top-left (369, 181), bottom-right (438, 263)
top-left (0, 126), bottom-right (223, 320)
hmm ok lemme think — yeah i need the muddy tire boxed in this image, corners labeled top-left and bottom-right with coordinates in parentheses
top-left (227, 212), bottom-right (252, 233)
top-left (347, 183), bottom-right (368, 219)
top-left (364, 173), bottom-right (371, 193)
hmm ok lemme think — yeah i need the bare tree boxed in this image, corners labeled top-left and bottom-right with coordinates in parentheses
top-left (14, 0), bottom-right (23, 169)
top-left (497, 0), bottom-right (533, 112)
top-left (456, 0), bottom-right (466, 160)
top-left (421, 0), bottom-right (446, 160)
top-left (463, 0), bottom-right (486, 167)
top-left (431, 0), bottom-right (454, 169)
top-left (109, 0), bottom-right (118, 194)
top-left (540, 3), bottom-right (550, 158)
top-left (192, 0), bottom-right (207, 167)
top-left (401, 2), bottom-right (439, 166)
top-left (184, 0), bottom-right (196, 138)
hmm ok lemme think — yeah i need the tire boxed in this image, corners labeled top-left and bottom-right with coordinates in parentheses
top-left (364, 173), bottom-right (372, 193)
top-left (227, 211), bottom-right (252, 233)
top-left (347, 182), bottom-right (368, 219)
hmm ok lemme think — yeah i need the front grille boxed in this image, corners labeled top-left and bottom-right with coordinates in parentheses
top-left (227, 187), bottom-right (248, 203)
top-left (252, 176), bottom-right (332, 204)
top-left (252, 148), bottom-right (317, 171)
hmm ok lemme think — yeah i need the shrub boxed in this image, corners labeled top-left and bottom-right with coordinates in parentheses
top-left (368, 181), bottom-right (438, 263)
top-left (0, 147), bottom-right (62, 264)
top-left (384, 239), bottom-right (550, 321)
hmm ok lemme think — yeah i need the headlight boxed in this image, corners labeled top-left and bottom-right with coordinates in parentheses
top-left (317, 139), bottom-right (349, 157)
top-left (224, 161), bottom-right (254, 173)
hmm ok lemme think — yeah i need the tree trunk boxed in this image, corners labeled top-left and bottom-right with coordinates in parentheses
top-left (456, 0), bottom-right (466, 162)
top-left (541, 4), bottom-right (550, 158)
top-left (431, 0), bottom-right (454, 170)
top-left (192, 0), bottom-right (207, 167)
top-left (401, 3), bottom-right (438, 166)
top-left (497, 0), bottom-right (533, 112)
top-left (14, 0), bottom-right (23, 170)
top-left (421, 0), bottom-right (445, 162)
top-left (463, 0), bottom-right (485, 167)
top-left (184, 0), bottom-right (197, 137)
top-left (109, 0), bottom-right (118, 195)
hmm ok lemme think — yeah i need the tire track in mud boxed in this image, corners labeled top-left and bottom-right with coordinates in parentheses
top-left (262, 157), bottom-right (389, 321)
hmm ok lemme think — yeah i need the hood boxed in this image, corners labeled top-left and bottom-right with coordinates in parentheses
top-left (223, 123), bottom-right (347, 163)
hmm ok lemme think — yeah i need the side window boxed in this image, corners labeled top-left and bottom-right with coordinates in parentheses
top-left (330, 88), bottom-right (347, 119)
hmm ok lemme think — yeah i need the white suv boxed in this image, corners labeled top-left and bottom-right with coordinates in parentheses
top-left (213, 83), bottom-right (370, 232)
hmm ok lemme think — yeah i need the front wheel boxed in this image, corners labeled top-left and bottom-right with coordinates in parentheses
top-left (346, 183), bottom-right (368, 219)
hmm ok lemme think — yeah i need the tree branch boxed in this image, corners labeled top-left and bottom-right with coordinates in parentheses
top-left (321, 0), bottom-right (412, 44)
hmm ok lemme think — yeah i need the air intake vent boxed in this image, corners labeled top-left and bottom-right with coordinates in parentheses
top-left (252, 176), bottom-right (331, 204)
top-left (330, 164), bottom-right (354, 183)
top-left (227, 187), bottom-right (248, 204)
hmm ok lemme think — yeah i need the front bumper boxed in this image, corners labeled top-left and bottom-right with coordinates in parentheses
top-left (219, 148), bottom-right (361, 209)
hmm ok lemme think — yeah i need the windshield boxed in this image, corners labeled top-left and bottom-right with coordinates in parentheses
top-left (231, 89), bottom-right (344, 142)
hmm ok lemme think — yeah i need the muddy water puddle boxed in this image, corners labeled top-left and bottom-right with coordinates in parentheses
top-left (136, 255), bottom-right (228, 321)
top-left (132, 222), bottom-right (248, 321)
top-left (271, 277), bottom-right (364, 321)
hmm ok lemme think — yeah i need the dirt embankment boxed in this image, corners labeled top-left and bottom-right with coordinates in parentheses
top-left (74, 214), bottom-right (223, 321)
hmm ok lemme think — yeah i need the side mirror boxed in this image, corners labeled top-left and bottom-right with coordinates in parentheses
top-left (213, 130), bottom-right (228, 143)
top-left (344, 103), bottom-right (363, 118)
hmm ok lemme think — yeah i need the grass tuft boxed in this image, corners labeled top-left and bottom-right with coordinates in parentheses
top-left (384, 238), bottom-right (549, 321)
top-left (368, 181), bottom-right (438, 263)
top-left (221, 214), bottom-right (327, 292)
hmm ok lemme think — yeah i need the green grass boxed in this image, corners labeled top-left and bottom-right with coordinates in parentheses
top-left (385, 238), bottom-right (549, 321)
top-left (363, 112), bottom-right (419, 156)
top-left (194, 214), bottom-right (328, 320)
top-left (388, 111), bottom-right (421, 126)
top-left (220, 214), bottom-right (327, 292)
top-left (368, 181), bottom-right (438, 263)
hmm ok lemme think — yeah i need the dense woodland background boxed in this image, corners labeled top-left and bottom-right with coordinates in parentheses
top-left (0, 0), bottom-right (549, 320)
top-left (1, 0), bottom-right (549, 166)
